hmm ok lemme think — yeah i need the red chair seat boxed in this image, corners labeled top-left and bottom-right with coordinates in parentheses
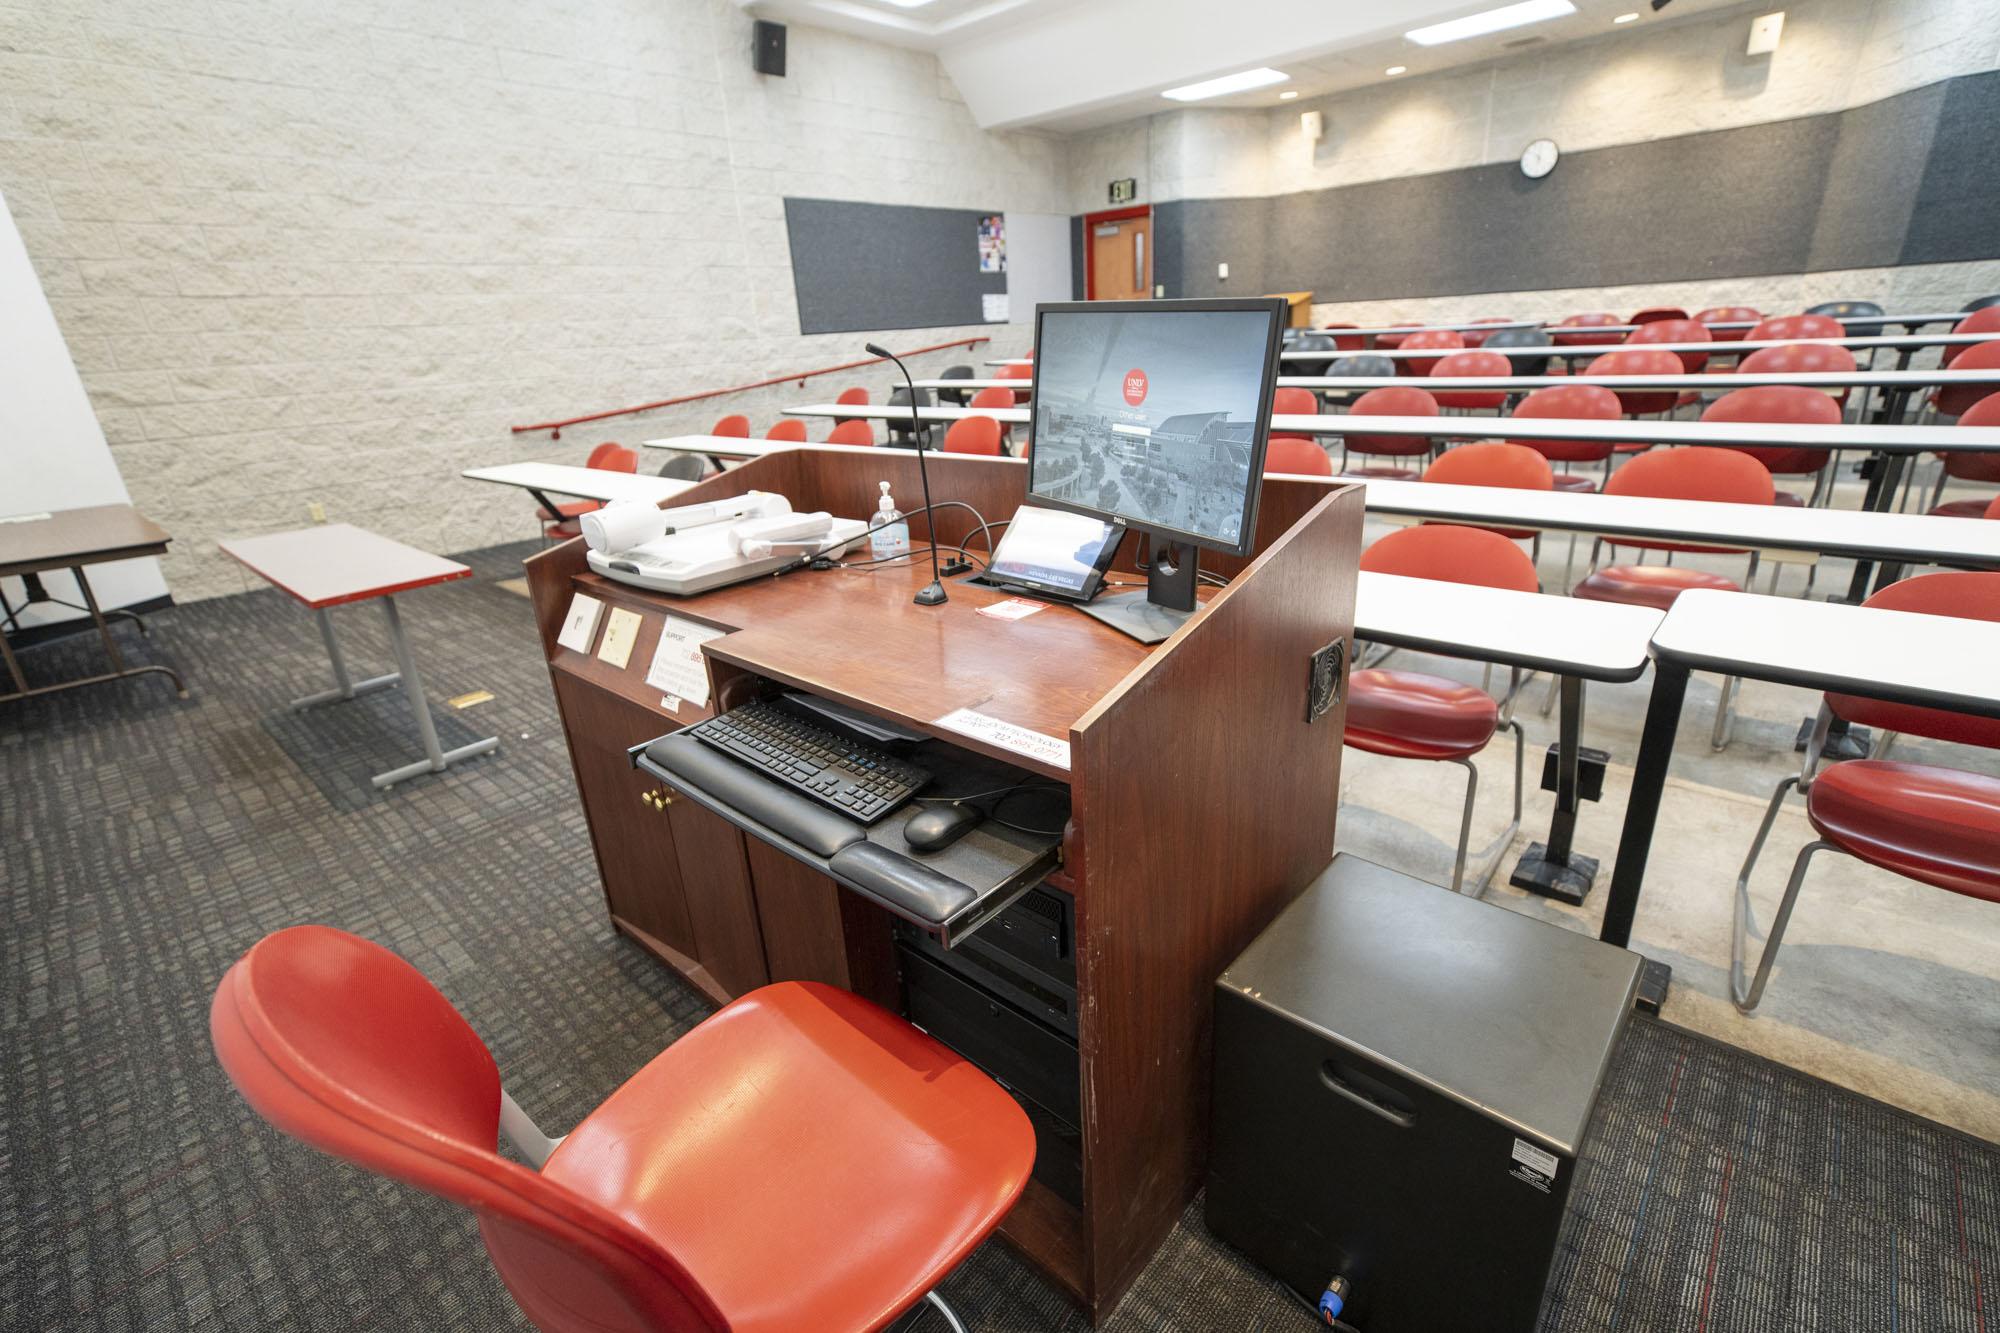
top-left (1551, 474), bottom-right (1598, 492)
top-left (1806, 761), bottom-right (2000, 902)
top-left (1573, 565), bottom-right (1741, 611)
top-left (1344, 669), bottom-right (1499, 761)
top-left (1930, 497), bottom-right (1998, 518)
top-left (542, 982), bottom-right (1033, 1333)
top-left (1772, 490), bottom-right (1805, 508)
top-left (1341, 465), bottom-right (1422, 480)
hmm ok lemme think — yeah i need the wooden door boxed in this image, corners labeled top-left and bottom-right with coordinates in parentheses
top-left (1088, 210), bottom-right (1151, 301)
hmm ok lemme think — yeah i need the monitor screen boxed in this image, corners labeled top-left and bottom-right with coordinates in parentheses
top-left (987, 505), bottom-right (1123, 600)
top-left (1025, 300), bottom-right (1281, 555)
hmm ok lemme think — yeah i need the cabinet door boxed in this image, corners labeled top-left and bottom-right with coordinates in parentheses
top-left (663, 795), bottom-right (770, 998)
top-left (551, 675), bottom-right (698, 959)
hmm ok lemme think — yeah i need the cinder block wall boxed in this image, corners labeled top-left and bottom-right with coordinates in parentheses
top-left (0, 0), bottom-right (1058, 599)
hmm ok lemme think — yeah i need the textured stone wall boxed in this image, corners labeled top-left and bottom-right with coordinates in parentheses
top-left (0, 0), bottom-right (1060, 600)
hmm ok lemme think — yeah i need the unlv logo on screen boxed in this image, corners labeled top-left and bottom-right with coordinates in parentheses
top-left (1122, 368), bottom-right (1148, 405)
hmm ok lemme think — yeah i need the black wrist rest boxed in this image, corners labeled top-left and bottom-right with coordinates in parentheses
top-left (826, 841), bottom-right (979, 927)
top-left (638, 732), bottom-right (863, 859)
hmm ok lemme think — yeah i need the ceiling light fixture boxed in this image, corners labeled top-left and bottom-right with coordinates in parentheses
top-left (1613, 10), bottom-right (1639, 20)
top-left (1385, 65), bottom-right (1408, 75)
top-left (1405, 0), bottom-right (1576, 46)
top-left (1279, 90), bottom-right (1299, 99)
top-left (1161, 67), bottom-right (1290, 101)
top-left (872, 0), bottom-right (940, 8)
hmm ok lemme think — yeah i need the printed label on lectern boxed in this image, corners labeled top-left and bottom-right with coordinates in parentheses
top-left (646, 615), bottom-right (727, 707)
top-left (1510, 1137), bottom-right (1558, 1193)
top-left (932, 707), bottom-right (1071, 770)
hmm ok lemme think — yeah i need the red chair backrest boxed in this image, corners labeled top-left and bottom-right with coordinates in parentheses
top-left (1630, 307), bottom-right (1689, 325)
top-left (1553, 313), bottom-right (1621, 346)
top-left (827, 420), bottom-right (874, 446)
top-left (765, 419), bottom-right (807, 442)
top-left (1265, 435), bottom-right (1332, 475)
top-left (1602, 445), bottom-right (1774, 555)
top-left (1510, 384), bottom-right (1622, 463)
top-left (1946, 394), bottom-right (2000, 483)
top-left (835, 387), bottom-right (869, 405)
top-left (969, 387), bottom-right (1016, 412)
top-left (1701, 385), bottom-right (1840, 475)
top-left (1399, 329), bottom-right (1463, 375)
top-left (1375, 324), bottom-right (1419, 349)
top-left (1938, 341), bottom-right (2000, 417)
top-left (1344, 386), bottom-right (1440, 458)
top-left (943, 416), bottom-right (1002, 455)
top-left (1987, 495), bottom-right (2000, 519)
top-left (1023, 347), bottom-right (1035, 360)
top-left (1695, 306), bottom-right (1762, 342)
top-left (1321, 322), bottom-right (1365, 351)
top-left (1586, 347), bottom-right (1683, 415)
top-left (584, 443), bottom-right (620, 467)
top-left (1825, 573), bottom-right (2000, 748)
top-left (712, 414), bottom-right (750, 438)
top-left (993, 363), bottom-right (1033, 404)
top-left (1427, 350), bottom-right (1511, 408)
top-left (1459, 318), bottom-right (1512, 349)
top-left (1359, 524), bottom-right (1540, 593)
top-left (1945, 309), bottom-right (2000, 365)
top-left (212, 927), bottom-right (729, 1332)
top-left (1625, 319), bottom-right (1712, 372)
top-left (1738, 342), bottom-right (1859, 376)
top-left (1423, 441), bottom-right (1553, 491)
top-left (1747, 314), bottom-right (1843, 343)
top-left (592, 445), bottom-right (638, 474)
top-left (1272, 386), bottom-right (1320, 417)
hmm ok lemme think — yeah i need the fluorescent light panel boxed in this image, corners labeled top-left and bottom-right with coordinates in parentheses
top-left (1161, 67), bottom-right (1290, 101)
top-left (1405, 0), bottom-right (1576, 46)
top-left (873, 0), bottom-right (938, 7)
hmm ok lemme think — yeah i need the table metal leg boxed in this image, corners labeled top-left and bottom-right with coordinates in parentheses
top-left (74, 565), bottom-right (185, 698)
top-left (369, 594), bottom-right (498, 789)
top-left (0, 616), bottom-right (27, 695)
top-left (1510, 675), bottom-right (1600, 904)
top-left (291, 606), bottom-right (400, 710)
top-left (1600, 660), bottom-right (1688, 1013)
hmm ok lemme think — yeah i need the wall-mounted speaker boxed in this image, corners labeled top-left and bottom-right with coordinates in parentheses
top-left (753, 20), bottom-right (786, 77)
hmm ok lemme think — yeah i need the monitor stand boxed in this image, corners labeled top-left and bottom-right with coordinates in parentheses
top-left (1079, 537), bottom-right (1201, 645)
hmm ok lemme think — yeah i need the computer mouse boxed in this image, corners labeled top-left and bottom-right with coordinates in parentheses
top-left (903, 802), bottom-right (983, 853)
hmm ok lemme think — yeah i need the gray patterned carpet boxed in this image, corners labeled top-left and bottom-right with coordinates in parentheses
top-left (3, 540), bottom-right (1994, 1332)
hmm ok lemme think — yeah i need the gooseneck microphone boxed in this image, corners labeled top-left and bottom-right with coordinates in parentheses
top-left (865, 342), bottom-right (948, 607)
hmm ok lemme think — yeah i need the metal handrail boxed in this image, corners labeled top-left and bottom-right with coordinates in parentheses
top-left (509, 336), bottom-right (993, 438)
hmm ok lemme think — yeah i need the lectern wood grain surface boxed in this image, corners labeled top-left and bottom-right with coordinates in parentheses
top-left (524, 447), bottom-right (1364, 1320)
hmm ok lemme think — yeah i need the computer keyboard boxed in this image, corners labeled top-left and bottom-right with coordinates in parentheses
top-left (686, 698), bottom-right (931, 824)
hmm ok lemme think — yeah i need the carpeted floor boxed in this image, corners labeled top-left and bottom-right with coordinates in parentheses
top-left (3, 539), bottom-right (1994, 1332)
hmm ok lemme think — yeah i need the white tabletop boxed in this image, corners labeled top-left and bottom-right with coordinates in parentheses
top-left (1354, 571), bottom-right (1662, 682)
top-left (1272, 412), bottom-right (2000, 454)
top-left (219, 524), bottom-right (470, 609)
top-left (786, 401), bottom-right (1032, 425)
top-left (1275, 369), bottom-right (2000, 393)
top-left (460, 462), bottom-right (696, 504)
top-left (1652, 588), bottom-right (2000, 716)
top-left (641, 436), bottom-right (941, 460)
top-left (1361, 479), bottom-right (2000, 566)
top-left (1277, 332), bottom-right (1998, 360)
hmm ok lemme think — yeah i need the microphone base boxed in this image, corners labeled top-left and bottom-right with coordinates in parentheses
top-left (913, 580), bottom-right (949, 607)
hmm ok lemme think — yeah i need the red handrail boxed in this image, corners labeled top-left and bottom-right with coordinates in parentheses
top-left (509, 336), bottom-right (993, 438)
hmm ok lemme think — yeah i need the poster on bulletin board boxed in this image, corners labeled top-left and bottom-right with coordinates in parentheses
top-left (978, 214), bottom-right (1006, 272)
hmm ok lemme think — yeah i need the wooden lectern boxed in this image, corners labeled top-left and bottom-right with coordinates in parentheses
top-left (524, 447), bottom-right (1362, 1321)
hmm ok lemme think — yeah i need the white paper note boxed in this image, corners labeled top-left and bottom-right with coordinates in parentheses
top-left (646, 615), bottom-right (728, 708)
top-left (932, 707), bottom-right (1071, 771)
top-left (981, 292), bottom-right (1009, 323)
top-left (556, 593), bottom-right (603, 654)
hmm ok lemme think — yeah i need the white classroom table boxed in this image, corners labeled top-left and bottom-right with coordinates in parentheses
top-left (1275, 332), bottom-right (1998, 361)
top-left (1355, 570), bottom-right (1665, 902)
top-left (461, 462), bottom-right (697, 506)
top-left (1302, 312), bottom-right (1965, 340)
top-left (1600, 588), bottom-right (2000, 964)
top-left (1272, 369), bottom-right (2000, 395)
top-left (217, 525), bottom-right (500, 789)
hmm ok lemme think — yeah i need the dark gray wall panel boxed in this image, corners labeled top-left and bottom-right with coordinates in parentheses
top-left (1069, 215), bottom-right (1086, 299)
top-left (1900, 70), bottom-right (2000, 266)
top-left (1156, 197), bottom-right (1271, 299)
top-left (784, 198), bottom-right (1005, 335)
top-left (1805, 81), bottom-right (1943, 272)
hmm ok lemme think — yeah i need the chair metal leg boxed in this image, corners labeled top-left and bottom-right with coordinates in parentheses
top-left (1711, 674), bottom-right (1739, 750)
top-left (1733, 832), bottom-right (1833, 1014)
top-left (1448, 720), bottom-right (1524, 898)
top-left (1539, 667), bottom-right (1562, 718)
top-left (924, 1290), bottom-right (969, 1333)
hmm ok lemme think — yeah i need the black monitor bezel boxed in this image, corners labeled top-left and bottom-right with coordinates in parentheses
top-left (1024, 297), bottom-right (1286, 559)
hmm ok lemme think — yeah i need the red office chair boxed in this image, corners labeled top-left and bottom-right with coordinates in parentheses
top-left (1421, 442), bottom-right (1552, 543)
top-left (1747, 314), bottom-right (1843, 343)
top-left (1696, 306), bottom-right (1763, 343)
top-left (942, 416), bottom-right (1003, 456)
top-left (1586, 347), bottom-right (1684, 417)
top-left (827, 420), bottom-right (874, 446)
top-left (1459, 318), bottom-right (1513, 349)
top-left (1349, 525), bottom-right (1535, 894)
top-left (1273, 386), bottom-right (1320, 418)
top-left (1375, 324), bottom-right (1419, 349)
top-left (995, 362), bottom-right (1033, 404)
top-left (1022, 347), bottom-right (1035, 360)
top-left (1624, 318), bottom-right (1712, 373)
top-left (1427, 350), bottom-right (1511, 410)
top-left (1739, 341), bottom-right (1859, 407)
top-left (543, 445), bottom-right (638, 539)
top-left (1574, 446), bottom-right (1775, 746)
top-left (712, 414), bottom-right (750, 438)
top-left (766, 419), bottom-right (808, 442)
top-left (1510, 384), bottom-right (1621, 490)
top-left (1552, 313), bottom-right (1621, 346)
top-left (1266, 435), bottom-right (1333, 475)
top-left (1399, 329), bottom-right (1463, 376)
top-left (836, 387), bottom-right (870, 405)
top-left (1944, 309), bottom-right (2000, 366)
top-left (969, 386), bottom-right (1020, 448)
top-left (1934, 341), bottom-right (2000, 418)
top-left (1321, 322), bottom-right (1366, 350)
top-left (1927, 393), bottom-right (2000, 515)
top-left (1630, 307), bottom-right (1688, 325)
top-left (212, 926), bottom-right (1032, 1333)
top-left (1728, 572), bottom-right (2000, 1012)
top-left (1702, 384), bottom-right (1842, 507)
top-left (1338, 385), bottom-right (1441, 479)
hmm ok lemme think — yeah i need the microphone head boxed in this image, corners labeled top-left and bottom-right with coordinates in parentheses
top-left (865, 343), bottom-right (890, 359)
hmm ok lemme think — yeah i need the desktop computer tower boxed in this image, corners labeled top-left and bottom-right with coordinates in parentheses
top-left (1205, 855), bottom-right (1639, 1332)
top-left (896, 884), bottom-right (1083, 1207)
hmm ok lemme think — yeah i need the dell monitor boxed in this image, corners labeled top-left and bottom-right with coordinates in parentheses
top-left (1025, 297), bottom-right (1286, 643)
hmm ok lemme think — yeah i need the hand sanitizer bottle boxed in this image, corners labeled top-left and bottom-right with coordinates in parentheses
top-left (869, 481), bottom-right (910, 560)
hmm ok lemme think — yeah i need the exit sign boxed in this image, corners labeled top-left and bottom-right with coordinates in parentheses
top-left (1108, 178), bottom-right (1137, 204)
